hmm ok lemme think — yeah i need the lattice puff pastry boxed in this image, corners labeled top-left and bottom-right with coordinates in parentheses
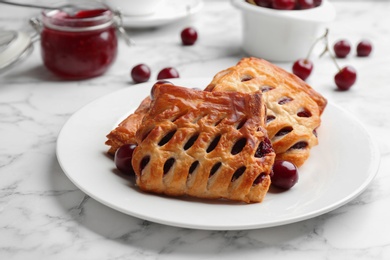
top-left (131, 83), bottom-right (275, 203)
top-left (205, 57), bottom-right (327, 167)
top-left (106, 97), bottom-right (151, 155)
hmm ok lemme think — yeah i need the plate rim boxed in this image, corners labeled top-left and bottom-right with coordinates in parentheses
top-left (56, 77), bottom-right (381, 230)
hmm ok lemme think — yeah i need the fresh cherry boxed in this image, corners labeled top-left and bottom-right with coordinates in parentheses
top-left (313, 0), bottom-right (322, 7)
top-left (271, 160), bottom-right (299, 190)
top-left (292, 59), bottom-right (313, 80)
top-left (181, 27), bottom-right (198, 46)
top-left (131, 64), bottom-right (151, 83)
top-left (157, 67), bottom-right (180, 80)
top-left (114, 144), bottom-right (137, 175)
top-left (150, 80), bottom-right (173, 99)
top-left (357, 40), bottom-right (372, 57)
top-left (333, 40), bottom-right (351, 58)
top-left (334, 66), bottom-right (357, 91)
top-left (254, 0), bottom-right (273, 8)
top-left (272, 0), bottom-right (295, 10)
top-left (296, 0), bottom-right (315, 9)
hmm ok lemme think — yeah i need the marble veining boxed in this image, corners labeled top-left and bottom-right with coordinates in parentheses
top-left (1, 0), bottom-right (390, 259)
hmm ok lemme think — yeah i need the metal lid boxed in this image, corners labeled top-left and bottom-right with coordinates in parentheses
top-left (0, 30), bottom-right (33, 74)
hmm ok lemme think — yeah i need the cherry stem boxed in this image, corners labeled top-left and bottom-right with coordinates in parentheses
top-left (318, 28), bottom-right (341, 71)
top-left (305, 28), bottom-right (329, 60)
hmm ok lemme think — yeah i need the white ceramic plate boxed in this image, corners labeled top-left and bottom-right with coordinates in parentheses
top-left (57, 78), bottom-right (380, 230)
top-left (122, 0), bottom-right (203, 28)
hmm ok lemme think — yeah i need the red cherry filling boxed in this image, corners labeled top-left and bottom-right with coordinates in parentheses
top-left (271, 160), bottom-right (298, 190)
top-left (114, 144), bottom-right (137, 175)
top-left (255, 138), bottom-right (273, 158)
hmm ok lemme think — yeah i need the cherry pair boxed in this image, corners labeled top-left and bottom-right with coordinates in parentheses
top-left (334, 39), bottom-right (372, 58)
top-left (131, 65), bottom-right (179, 84)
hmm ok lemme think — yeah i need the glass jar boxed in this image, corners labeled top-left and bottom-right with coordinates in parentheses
top-left (39, 2), bottom-right (118, 79)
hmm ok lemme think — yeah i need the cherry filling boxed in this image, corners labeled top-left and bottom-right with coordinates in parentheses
top-left (207, 134), bottom-right (221, 153)
top-left (241, 76), bottom-right (253, 82)
top-left (231, 166), bottom-right (246, 182)
top-left (278, 97), bottom-right (293, 105)
top-left (163, 158), bottom-right (175, 174)
top-left (236, 118), bottom-right (247, 129)
top-left (209, 162), bottom-right (222, 177)
top-left (158, 129), bottom-right (177, 146)
top-left (231, 138), bottom-right (247, 155)
top-left (297, 108), bottom-right (312, 117)
top-left (255, 138), bottom-right (273, 158)
top-left (253, 173), bottom-right (267, 186)
top-left (261, 85), bottom-right (274, 92)
top-left (289, 141), bottom-right (308, 150)
top-left (266, 115), bottom-right (276, 124)
top-left (184, 133), bottom-right (199, 150)
top-left (140, 156), bottom-right (150, 172)
top-left (275, 126), bottom-right (293, 137)
top-left (189, 161), bottom-right (199, 174)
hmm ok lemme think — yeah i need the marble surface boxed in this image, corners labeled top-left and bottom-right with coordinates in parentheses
top-left (1, 0), bottom-right (389, 259)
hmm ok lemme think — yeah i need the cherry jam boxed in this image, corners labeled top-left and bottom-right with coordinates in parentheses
top-left (40, 5), bottom-right (117, 79)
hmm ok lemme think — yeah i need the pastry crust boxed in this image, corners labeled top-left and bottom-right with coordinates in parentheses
top-left (205, 57), bottom-right (327, 167)
top-left (132, 83), bottom-right (275, 203)
top-left (105, 96), bottom-right (151, 155)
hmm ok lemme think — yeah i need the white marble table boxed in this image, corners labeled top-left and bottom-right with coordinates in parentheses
top-left (1, 1), bottom-right (389, 259)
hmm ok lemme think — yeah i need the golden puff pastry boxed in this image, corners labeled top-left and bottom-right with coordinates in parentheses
top-left (205, 57), bottom-right (327, 167)
top-left (105, 96), bottom-right (151, 155)
top-left (131, 83), bottom-right (275, 203)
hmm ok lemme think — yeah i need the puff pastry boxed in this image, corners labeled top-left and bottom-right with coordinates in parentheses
top-left (131, 83), bottom-right (275, 203)
top-left (205, 57), bottom-right (327, 167)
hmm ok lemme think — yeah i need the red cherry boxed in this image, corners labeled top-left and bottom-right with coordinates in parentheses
top-left (272, 0), bottom-right (295, 10)
top-left (114, 144), bottom-right (137, 175)
top-left (150, 80), bottom-right (173, 99)
top-left (296, 0), bottom-right (315, 9)
top-left (292, 59), bottom-right (313, 81)
top-left (131, 64), bottom-right (151, 83)
top-left (313, 0), bottom-right (322, 6)
top-left (157, 67), bottom-right (180, 80)
top-left (357, 40), bottom-right (372, 57)
top-left (181, 27), bottom-right (198, 46)
top-left (271, 160), bottom-right (299, 190)
top-left (254, 0), bottom-right (273, 8)
top-left (334, 66), bottom-right (357, 91)
top-left (333, 40), bottom-right (351, 58)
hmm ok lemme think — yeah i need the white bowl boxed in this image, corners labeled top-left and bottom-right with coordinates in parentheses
top-left (231, 0), bottom-right (336, 62)
top-left (104, 0), bottom-right (163, 16)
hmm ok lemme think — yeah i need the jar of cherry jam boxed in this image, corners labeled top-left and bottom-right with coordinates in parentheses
top-left (38, 2), bottom-right (118, 79)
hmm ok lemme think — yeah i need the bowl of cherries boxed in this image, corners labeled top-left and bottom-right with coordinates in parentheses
top-left (231, 0), bottom-right (336, 62)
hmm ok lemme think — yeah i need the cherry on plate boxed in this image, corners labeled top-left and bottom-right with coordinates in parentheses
top-left (181, 27), bottom-right (198, 46)
top-left (131, 64), bottom-right (151, 83)
top-left (114, 144), bottom-right (137, 175)
top-left (157, 67), bottom-right (180, 80)
top-left (271, 160), bottom-right (299, 190)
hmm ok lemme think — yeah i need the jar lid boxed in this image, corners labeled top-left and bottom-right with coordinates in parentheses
top-left (0, 30), bottom-right (33, 74)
